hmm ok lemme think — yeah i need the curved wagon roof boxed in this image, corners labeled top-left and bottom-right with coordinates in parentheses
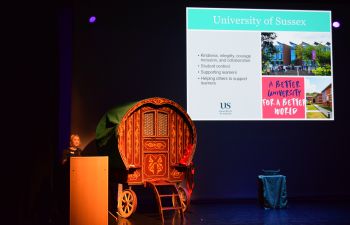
top-left (96, 97), bottom-right (197, 170)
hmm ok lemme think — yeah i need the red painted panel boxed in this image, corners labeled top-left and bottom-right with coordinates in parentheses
top-left (143, 153), bottom-right (168, 179)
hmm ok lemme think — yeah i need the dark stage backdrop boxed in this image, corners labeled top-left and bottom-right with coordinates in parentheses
top-left (69, 1), bottom-right (350, 200)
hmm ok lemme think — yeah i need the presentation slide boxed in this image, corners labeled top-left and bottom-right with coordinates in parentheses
top-left (186, 8), bottom-right (333, 120)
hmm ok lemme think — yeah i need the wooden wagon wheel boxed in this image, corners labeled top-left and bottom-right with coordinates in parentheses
top-left (117, 189), bottom-right (138, 218)
top-left (173, 186), bottom-right (190, 212)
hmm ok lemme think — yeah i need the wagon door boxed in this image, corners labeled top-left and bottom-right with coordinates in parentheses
top-left (142, 107), bottom-right (170, 180)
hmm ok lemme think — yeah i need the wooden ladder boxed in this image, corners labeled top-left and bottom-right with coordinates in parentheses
top-left (146, 181), bottom-right (184, 223)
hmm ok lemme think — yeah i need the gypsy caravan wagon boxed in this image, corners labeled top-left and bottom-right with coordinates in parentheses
top-left (95, 97), bottom-right (197, 222)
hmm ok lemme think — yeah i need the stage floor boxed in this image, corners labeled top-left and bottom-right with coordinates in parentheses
top-left (108, 200), bottom-right (350, 225)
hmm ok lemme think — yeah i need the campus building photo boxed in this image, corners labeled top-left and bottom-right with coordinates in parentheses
top-left (262, 32), bottom-right (332, 76)
top-left (306, 78), bottom-right (333, 119)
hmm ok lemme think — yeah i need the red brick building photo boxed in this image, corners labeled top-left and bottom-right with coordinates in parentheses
top-left (322, 84), bottom-right (332, 107)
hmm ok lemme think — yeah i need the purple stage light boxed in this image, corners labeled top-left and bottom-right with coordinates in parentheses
top-left (332, 21), bottom-right (340, 28)
top-left (89, 16), bottom-right (96, 24)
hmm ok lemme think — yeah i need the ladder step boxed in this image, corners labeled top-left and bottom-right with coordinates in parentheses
top-left (159, 194), bottom-right (179, 197)
top-left (162, 206), bottom-right (182, 211)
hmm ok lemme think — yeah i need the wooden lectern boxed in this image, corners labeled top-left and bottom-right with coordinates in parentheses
top-left (70, 156), bottom-right (108, 225)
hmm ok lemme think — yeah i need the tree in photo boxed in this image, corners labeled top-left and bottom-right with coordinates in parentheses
top-left (313, 43), bottom-right (331, 75)
top-left (295, 44), bottom-right (303, 64)
top-left (261, 32), bottom-right (278, 73)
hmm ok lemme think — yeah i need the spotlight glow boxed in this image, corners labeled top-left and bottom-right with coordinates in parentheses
top-left (89, 16), bottom-right (96, 24)
top-left (332, 21), bottom-right (340, 28)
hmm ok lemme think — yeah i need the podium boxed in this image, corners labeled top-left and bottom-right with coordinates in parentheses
top-left (70, 157), bottom-right (108, 225)
top-left (258, 175), bottom-right (288, 209)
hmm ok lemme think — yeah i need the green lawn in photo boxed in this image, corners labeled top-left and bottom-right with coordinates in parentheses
top-left (315, 104), bottom-right (332, 112)
top-left (307, 104), bottom-right (318, 110)
top-left (307, 112), bottom-right (327, 119)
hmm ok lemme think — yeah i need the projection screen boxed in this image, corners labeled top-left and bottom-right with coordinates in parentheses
top-left (186, 8), bottom-right (333, 120)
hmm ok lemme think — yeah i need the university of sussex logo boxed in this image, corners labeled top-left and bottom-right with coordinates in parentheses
top-left (219, 102), bottom-right (232, 115)
top-left (220, 102), bottom-right (231, 109)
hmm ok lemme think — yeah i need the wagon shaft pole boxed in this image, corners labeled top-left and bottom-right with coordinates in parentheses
top-left (117, 183), bottom-right (123, 209)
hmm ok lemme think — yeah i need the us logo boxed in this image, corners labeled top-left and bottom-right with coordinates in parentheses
top-left (220, 102), bottom-right (231, 109)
